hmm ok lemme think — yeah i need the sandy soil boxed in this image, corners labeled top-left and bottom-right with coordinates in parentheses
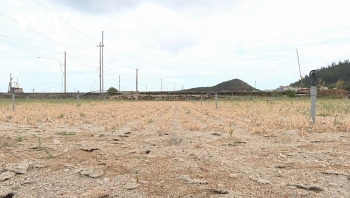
top-left (0, 101), bottom-right (349, 197)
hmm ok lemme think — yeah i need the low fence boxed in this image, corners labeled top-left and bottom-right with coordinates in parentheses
top-left (4, 90), bottom-right (346, 101)
top-left (0, 92), bottom-right (102, 99)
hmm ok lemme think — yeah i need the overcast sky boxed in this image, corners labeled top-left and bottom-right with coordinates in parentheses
top-left (1, 0), bottom-right (350, 93)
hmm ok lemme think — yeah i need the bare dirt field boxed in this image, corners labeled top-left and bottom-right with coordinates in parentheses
top-left (0, 99), bottom-right (349, 197)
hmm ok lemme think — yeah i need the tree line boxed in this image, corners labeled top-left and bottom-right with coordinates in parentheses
top-left (290, 59), bottom-right (350, 90)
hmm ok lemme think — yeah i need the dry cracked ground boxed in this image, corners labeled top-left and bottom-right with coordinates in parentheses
top-left (0, 101), bottom-right (350, 197)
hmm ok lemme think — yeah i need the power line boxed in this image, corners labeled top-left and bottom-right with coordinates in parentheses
top-left (104, 45), bottom-right (198, 75)
top-left (0, 12), bottom-right (14, 21)
top-left (104, 48), bottom-right (134, 70)
top-left (21, 0), bottom-right (40, 12)
top-left (18, 0), bottom-right (217, 80)
top-left (104, 47), bottom-right (183, 82)
top-left (0, 33), bottom-right (95, 68)
top-left (21, 0), bottom-right (96, 45)
top-left (0, 39), bottom-right (49, 81)
top-left (31, 0), bottom-right (99, 44)
top-left (110, 48), bottom-right (225, 79)
top-left (28, 28), bottom-right (97, 62)
top-left (0, 34), bottom-right (60, 54)
top-left (32, 0), bottom-right (51, 12)
top-left (25, 76), bottom-right (62, 89)
top-left (115, 50), bottom-right (188, 72)
top-left (0, 34), bottom-right (92, 45)
top-left (63, 22), bottom-right (99, 44)
top-left (0, 39), bottom-right (38, 56)
top-left (104, 47), bottom-right (219, 88)
top-left (0, 11), bottom-right (98, 62)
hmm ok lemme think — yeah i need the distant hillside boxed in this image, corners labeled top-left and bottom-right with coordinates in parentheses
top-left (185, 79), bottom-right (255, 92)
top-left (290, 60), bottom-right (350, 90)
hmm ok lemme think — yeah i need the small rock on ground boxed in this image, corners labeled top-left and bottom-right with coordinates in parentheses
top-left (0, 171), bottom-right (16, 181)
top-left (257, 178), bottom-right (270, 184)
top-left (4, 161), bottom-right (30, 174)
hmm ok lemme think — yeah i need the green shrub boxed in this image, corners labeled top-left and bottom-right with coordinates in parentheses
top-left (285, 90), bottom-right (295, 97)
top-left (107, 87), bottom-right (118, 95)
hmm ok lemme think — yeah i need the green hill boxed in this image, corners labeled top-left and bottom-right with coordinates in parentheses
top-left (186, 79), bottom-right (255, 92)
top-left (290, 60), bottom-right (350, 90)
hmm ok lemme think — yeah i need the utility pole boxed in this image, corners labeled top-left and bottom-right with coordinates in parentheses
top-left (296, 49), bottom-right (303, 88)
top-left (102, 31), bottom-right (104, 92)
top-left (98, 42), bottom-right (102, 93)
top-left (8, 73), bottom-right (15, 110)
top-left (8, 73), bottom-right (12, 93)
top-left (64, 51), bottom-right (66, 93)
top-left (119, 75), bottom-right (120, 92)
top-left (254, 80), bottom-right (256, 91)
top-left (97, 31), bottom-right (104, 93)
top-left (161, 79), bottom-right (162, 92)
top-left (136, 68), bottom-right (138, 92)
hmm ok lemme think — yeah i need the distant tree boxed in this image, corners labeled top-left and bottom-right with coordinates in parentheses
top-left (107, 87), bottom-right (118, 95)
top-left (317, 78), bottom-right (325, 89)
top-left (335, 80), bottom-right (344, 89)
top-left (289, 59), bottom-right (350, 90)
top-left (285, 90), bottom-right (295, 97)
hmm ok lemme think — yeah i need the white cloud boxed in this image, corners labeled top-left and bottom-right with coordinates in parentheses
top-left (0, 0), bottom-right (349, 92)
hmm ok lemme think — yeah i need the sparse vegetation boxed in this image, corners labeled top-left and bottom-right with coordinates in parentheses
top-left (56, 131), bottom-right (75, 136)
top-left (0, 98), bottom-right (349, 137)
top-left (229, 124), bottom-right (233, 136)
top-left (0, 98), bottom-right (349, 197)
top-left (32, 134), bottom-right (42, 146)
top-left (32, 134), bottom-right (52, 159)
top-left (16, 135), bottom-right (24, 142)
top-left (285, 90), bottom-right (295, 97)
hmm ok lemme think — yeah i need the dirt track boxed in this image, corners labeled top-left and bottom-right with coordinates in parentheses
top-left (0, 101), bottom-right (349, 197)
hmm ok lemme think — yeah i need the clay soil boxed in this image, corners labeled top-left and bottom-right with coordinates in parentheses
top-left (0, 100), bottom-right (349, 197)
